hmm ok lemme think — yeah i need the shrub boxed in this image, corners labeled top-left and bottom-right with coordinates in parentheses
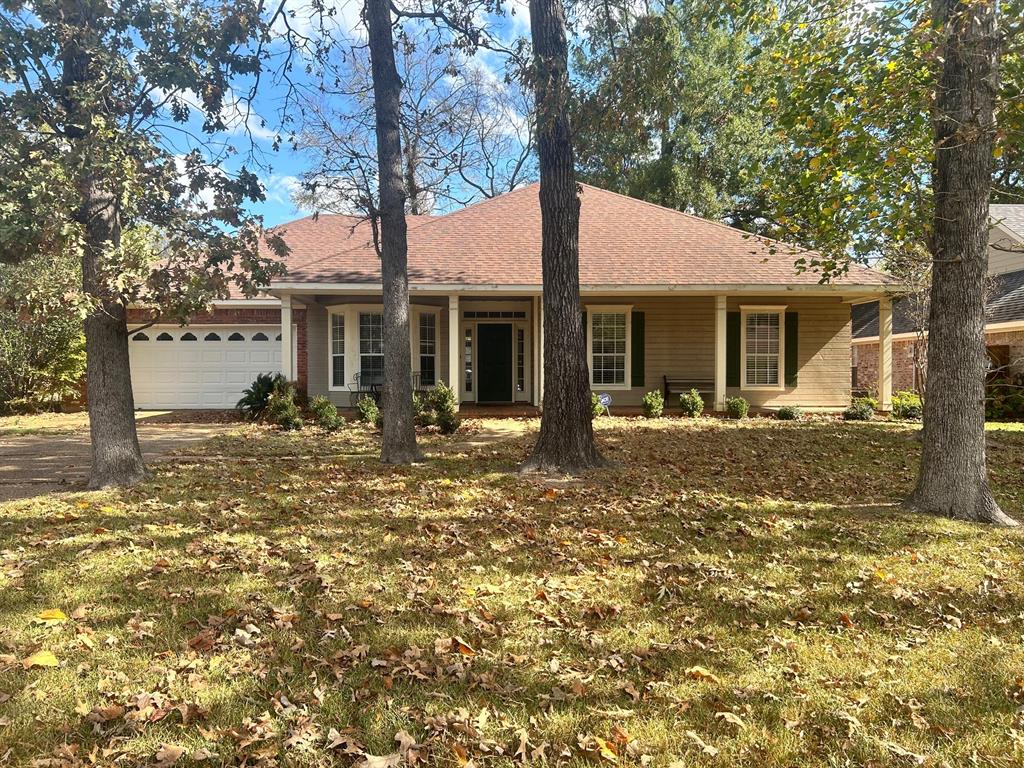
top-left (891, 390), bottom-right (923, 421)
top-left (591, 391), bottom-right (606, 419)
top-left (843, 401), bottom-right (874, 421)
top-left (309, 395), bottom-right (344, 431)
top-left (427, 382), bottom-right (460, 434)
top-left (266, 384), bottom-right (303, 430)
top-left (641, 390), bottom-right (664, 418)
top-left (412, 392), bottom-right (435, 427)
top-left (0, 255), bottom-right (86, 412)
top-left (987, 375), bottom-right (1024, 420)
top-left (854, 395), bottom-right (879, 412)
top-left (236, 372), bottom-right (288, 421)
top-left (725, 396), bottom-right (748, 419)
top-left (355, 394), bottom-right (380, 424)
top-left (679, 389), bottom-right (704, 417)
top-left (776, 405), bottom-right (802, 421)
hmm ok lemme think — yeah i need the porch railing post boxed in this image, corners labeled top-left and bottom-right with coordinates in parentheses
top-left (448, 294), bottom-right (460, 405)
top-left (714, 294), bottom-right (727, 411)
top-left (281, 293), bottom-right (294, 381)
top-left (878, 296), bottom-right (893, 411)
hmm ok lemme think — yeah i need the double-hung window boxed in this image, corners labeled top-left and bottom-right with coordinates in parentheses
top-left (418, 312), bottom-right (437, 386)
top-left (359, 312), bottom-right (384, 385)
top-left (588, 307), bottom-right (630, 388)
top-left (741, 306), bottom-right (785, 389)
top-left (330, 313), bottom-right (345, 388)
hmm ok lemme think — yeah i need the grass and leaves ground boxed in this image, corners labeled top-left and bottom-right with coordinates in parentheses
top-left (2, 416), bottom-right (1024, 767)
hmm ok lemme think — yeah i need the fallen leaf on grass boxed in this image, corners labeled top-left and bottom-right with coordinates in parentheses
top-left (35, 609), bottom-right (68, 626)
top-left (22, 650), bottom-right (58, 669)
top-left (354, 754), bottom-right (402, 768)
top-left (684, 730), bottom-right (718, 757)
top-left (715, 711), bottom-right (745, 728)
top-left (883, 741), bottom-right (925, 764)
top-left (155, 744), bottom-right (185, 766)
top-left (685, 665), bottom-right (722, 684)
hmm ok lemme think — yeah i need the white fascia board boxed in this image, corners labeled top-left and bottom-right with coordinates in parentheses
top-left (269, 282), bottom-right (898, 297)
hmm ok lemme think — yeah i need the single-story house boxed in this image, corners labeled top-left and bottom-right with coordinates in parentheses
top-left (852, 204), bottom-right (1024, 392)
top-left (126, 183), bottom-right (898, 412)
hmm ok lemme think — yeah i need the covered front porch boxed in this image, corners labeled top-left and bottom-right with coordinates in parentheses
top-left (276, 289), bottom-right (897, 413)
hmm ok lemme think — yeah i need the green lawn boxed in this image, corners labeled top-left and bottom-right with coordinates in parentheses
top-left (2, 417), bottom-right (1024, 767)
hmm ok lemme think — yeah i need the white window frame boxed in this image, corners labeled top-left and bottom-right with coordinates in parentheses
top-left (740, 305), bottom-right (786, 391)
top-left (585, 305), bottom-right (632, 391)
top-left (329, 311), bottom-right (346, 390)
top-left (411, 306), bottom-right (442, 387)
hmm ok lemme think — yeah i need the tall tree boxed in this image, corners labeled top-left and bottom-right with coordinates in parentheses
top-left (521, 0), bottom-right (604, 473)
top-left (296, 28), bottom-right (535, 216)
top-left (1, 0), bottom-right (290, 487)
top-left (572, 1), bottom-right (777, 228)
top-left (906, 0), bottom-right (1016, 525)
top-left (365, 0), bottom-right (422, 464)
top-left (766, 0), bottom-right (1023, 522)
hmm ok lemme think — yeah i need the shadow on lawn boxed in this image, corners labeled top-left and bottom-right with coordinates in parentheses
top-left (2, 420), bottom-right (1024, 764)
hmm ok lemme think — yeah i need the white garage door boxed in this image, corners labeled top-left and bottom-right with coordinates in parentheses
top-left (129, 325), bottom-right (284, 409)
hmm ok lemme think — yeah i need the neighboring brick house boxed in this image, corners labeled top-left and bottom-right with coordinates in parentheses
top-left (126, 183), bottom-right (897, 411)
top-left (852, 204), bottom-right (1024, 394)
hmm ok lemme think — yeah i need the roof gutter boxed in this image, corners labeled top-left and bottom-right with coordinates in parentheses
top-left (269, 282), bottom-right (900, 297)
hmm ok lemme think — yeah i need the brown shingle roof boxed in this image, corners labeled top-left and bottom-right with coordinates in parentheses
top-left (273, 183), bottom-right (892, 289)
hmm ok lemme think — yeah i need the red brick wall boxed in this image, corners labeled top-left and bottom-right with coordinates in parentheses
top-left (124, 306), bottom-right (309, 394)
top-left (853, 329), bottom-right (1024, 393)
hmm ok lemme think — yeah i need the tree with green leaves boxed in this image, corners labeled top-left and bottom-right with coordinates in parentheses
top-left (0, 0), bottom-right (292, 486)
top-left (766, 0), bottom-right (1023, 524)
top-left (571, 1), bottom-right (778, 229)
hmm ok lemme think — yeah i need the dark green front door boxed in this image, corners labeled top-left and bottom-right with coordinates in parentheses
top-left (476, 324), bottom-right (513, 402)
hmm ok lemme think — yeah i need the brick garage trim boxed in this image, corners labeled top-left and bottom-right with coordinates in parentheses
top-left (124, 306), bottom-right (309, 394)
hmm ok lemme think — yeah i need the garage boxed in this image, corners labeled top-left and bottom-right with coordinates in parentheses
top-left (128, 325), bottom-right (284, 409)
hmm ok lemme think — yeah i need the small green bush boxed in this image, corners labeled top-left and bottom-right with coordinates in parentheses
top-left (266, 384), bottom-right (303, 430)
top-left (412, 392), bottom-right (435, 427)
top-left (776, 405), bottom-right (802, 421)
top-left (310, 395), bottom-right (344, 431)
top-left (679, 389), bottom-right (704, 417)
top-left (987, 376), bottom-right (1024, 420)
top-left (428, 382), bottom-right (460, 434)
top-left (891, 390), bottom-right (923, 421)
top-left (591, 392), bottom-right (607, 419)
top-left (641, 390), bottom-right (664, 418)
top-left (237, 372), bottom-right (288, 421)
top-left (725, 396), bottom-right (748, 419)
top-left (355, 394), bottom-right (379, 424)
top-left (854, 395), bottom-right (879, 412)
top-left (843, 401), bottom-right (874, 421)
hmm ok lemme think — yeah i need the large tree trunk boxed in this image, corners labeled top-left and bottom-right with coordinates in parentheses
top-left (906, 0), bottom-right (1015, 525)
top-left (521, 0), bottom-right (605, 473)
top-left (62, 0), bottom-right (147, 488)
top-left (366, 0), bottom-right (422, 464)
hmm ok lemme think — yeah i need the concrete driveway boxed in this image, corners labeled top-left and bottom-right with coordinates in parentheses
top-left (0, 422), bottom-right (234, 502)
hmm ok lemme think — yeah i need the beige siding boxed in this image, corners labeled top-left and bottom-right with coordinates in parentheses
top-left (306, 302), bottom-right (330, 401)
top-left (726, 296), bottom-right (851, 409)
top-left (989, 225), bottom-right (1024, 276)
top-left (585, 294), bottom-right (851, 410)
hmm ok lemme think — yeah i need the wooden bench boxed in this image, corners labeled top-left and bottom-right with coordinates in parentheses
top-left (663, 376), bottom-right (715, 404)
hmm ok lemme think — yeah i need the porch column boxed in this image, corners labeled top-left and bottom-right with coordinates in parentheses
top-left (714, 295), bottom-right (727, 411)
top-left (538, 294), bottom-right (545, 404)
top-left (878, 296), bottom-right (893, 411)
top-left (448, 294), bottom-right (460, 405)
top-left (280, 294), bottom-right (294, 381)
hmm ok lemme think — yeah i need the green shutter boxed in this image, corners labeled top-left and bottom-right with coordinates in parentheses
top-left (726, 311), bottom-right (741, 387)
top-left (785, 312), bottom-right (799, 387)
top-left (631, 311), bottom-right (645, 387)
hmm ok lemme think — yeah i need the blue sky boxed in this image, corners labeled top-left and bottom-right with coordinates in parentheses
top-left (181, 0), bottom-right (533, 228)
